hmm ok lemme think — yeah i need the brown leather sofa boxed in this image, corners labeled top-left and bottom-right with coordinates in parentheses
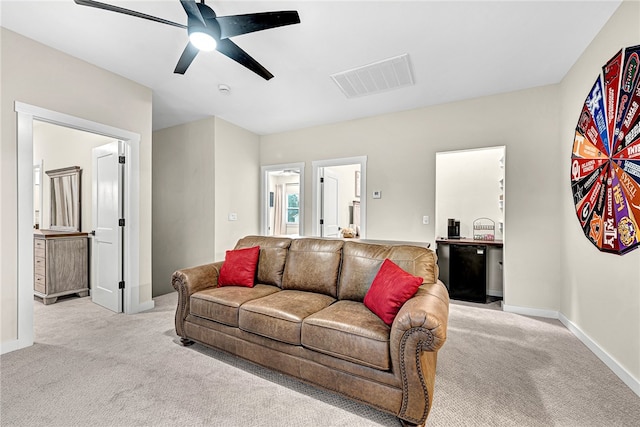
top-left (172, 236), bottom-right (449, 426)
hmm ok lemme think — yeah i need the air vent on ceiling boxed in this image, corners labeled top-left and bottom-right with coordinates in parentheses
top-left (330, 54), bottom-right (414, 99)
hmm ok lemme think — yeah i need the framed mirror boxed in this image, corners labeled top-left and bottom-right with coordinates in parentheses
top-left (46, 166), bottom-right (82, 232)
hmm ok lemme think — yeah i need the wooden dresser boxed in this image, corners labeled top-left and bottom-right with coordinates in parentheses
top-left (34, 230), bottom-right (89, 305)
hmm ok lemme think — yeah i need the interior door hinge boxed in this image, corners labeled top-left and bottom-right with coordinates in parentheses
top-left (119, 218), bottom-right (125, 227)
top-left (320, 177), bottom-right (324, 183)
top-left (320, 219), bottom-right (324, 225)
top-left (119, 156), bottom-right (125, 164)
top-left (119, 281), bottom-right (125, 289)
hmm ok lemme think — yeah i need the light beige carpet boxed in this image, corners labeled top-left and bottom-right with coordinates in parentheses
top-left (1, 292), bottom-right (638, 426)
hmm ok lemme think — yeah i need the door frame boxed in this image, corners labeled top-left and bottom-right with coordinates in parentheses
top-left (311, 156), bottom-right (367, 238)
top-left (12, 101), bottom-right (143, 353)
top-left (260, 162), bottom-right (305, 236)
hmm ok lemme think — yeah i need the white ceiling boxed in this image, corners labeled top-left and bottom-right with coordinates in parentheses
top-left (1, 0), bottom-right (623, 135)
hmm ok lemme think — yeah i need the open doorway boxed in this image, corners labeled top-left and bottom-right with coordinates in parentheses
top-left (312, 156), bottom-right (367, 238)
top-left (13, 102), bottom-right (147, 353)
top-left (435, 146), bottom-right (506, 303)
top-left (261, 163), bottom-right (305, 236)
top-left (33, 121), bottom-right (123, 311)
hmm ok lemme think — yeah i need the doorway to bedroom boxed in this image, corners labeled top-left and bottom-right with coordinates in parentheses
top-left (312, 156), bottom-right (367, 238)
top-left (261, 163), bottom-right (305, 236)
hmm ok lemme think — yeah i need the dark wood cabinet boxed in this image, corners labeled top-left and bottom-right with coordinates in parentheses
top-left (436, 239), bottom-right (503, 304)
top-left (450, 244), bottom-right (487, 303)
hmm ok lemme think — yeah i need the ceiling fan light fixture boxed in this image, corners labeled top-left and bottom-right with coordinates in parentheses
top-left (189, 31), bottom-right (217, 51)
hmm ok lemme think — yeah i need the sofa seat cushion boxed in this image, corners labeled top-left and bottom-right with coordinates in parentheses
top-left (239, 290), bottom-right (336, 345)
top-left (301, 300), bottom-right (390, 370)
top-left (190, 285), bottom-right (280, 327)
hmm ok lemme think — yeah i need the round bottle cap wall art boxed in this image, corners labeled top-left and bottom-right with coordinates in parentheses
top-left (571, 45), bottom-right (640, 255)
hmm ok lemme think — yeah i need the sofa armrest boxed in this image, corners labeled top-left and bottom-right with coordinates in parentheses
top-left (172, 261), bottom-right (223, 337)
top-left (390, 280), bottom-right (449, 425)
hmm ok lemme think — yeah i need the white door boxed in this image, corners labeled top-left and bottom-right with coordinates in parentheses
top-left (321, 168), bottom-right (340, 237)
top-left (91, 141), bottom-right (122, 312)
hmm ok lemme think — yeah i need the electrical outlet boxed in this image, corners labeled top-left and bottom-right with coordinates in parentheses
top-left (422, 215), bottom-right (430, 225)
top-left (228, 213), bottom-right (238, 221)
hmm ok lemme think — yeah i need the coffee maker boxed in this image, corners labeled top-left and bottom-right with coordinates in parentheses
top-left (447, 218), bottom-right (460, 239)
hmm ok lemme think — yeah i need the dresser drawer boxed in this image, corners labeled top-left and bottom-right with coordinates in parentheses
top-left (34, 274), bottom-right (46, 294)
top-left (34, 257), bottom-right (45, 275)
top-left (34, 247), bottom-right (45, 259)
top-left (34, 239), bottom-right (45, 250)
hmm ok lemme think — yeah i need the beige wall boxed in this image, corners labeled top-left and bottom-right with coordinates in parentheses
top-left (152, 118), bottom-right (216, 297)
top-left (151, 117), bottom-right (260, 295)
top-left (559, 0), bottom-right (640, 383)
top-left (214, 117), bottom-right (261, 260)
top-left (1, 28), bottom-right (153, 343)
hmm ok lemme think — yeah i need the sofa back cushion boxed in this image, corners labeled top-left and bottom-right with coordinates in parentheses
top-left (337, 241), bottom-right (390, 301)
top-left (235, 236), bottom-right (292, 288)
top-left (387, 245), bottom-right (439, 285)
top-left (338, 241), bottom-right (439, 301)
top-left (282, 238), bottom-right (344, 297)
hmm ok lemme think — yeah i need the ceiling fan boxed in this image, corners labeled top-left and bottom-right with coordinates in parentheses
top-left (73, 0), bottom-right (301, 80)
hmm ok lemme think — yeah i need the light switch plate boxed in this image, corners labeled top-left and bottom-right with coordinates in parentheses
top-left (228, 213), bottom-right (238, 221)
top-left (422, 215), bottom-right (430, 225)
top-left (372, 190), bottom-right (382, 199)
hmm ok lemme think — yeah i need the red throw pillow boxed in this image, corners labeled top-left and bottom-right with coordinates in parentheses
top-left (218, 246), bottom-right (260, 288)
top-left (364, 259), bottom-right (423, 325)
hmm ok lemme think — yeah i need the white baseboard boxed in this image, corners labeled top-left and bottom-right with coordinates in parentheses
top-left (558, 313), bottom-right (640, 398)
top-left (1, 340), bottom-right (20, 355)
top-left (1, 336), bottom-right (32, 355)
top-left (137, 300), bottom-right (155, 313)
top-left (502, 304), bottom-right (559, 319)
top-left (503, 304), bottom-right (640, 398)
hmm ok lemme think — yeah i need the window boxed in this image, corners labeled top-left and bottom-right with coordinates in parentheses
top-left (286, 183), bottom-right (299, 224)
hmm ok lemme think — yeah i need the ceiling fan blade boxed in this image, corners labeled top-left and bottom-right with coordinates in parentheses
top-left (179, 0), bottom-right (205, 25)
top-left (74, 0), bottom-right (186, 29)
top-left (174, 42), bottom-right (200, 74)
top-left (216, 11), bottom-right (300, 39)
top-left (216, 39), bottom-right (274, 80)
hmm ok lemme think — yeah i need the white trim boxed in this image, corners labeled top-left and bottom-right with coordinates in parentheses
top-left (487, 290), bottom-right (503, 298)
top-left (14, 110), bottom-right (35, 352)
top-left (558, 313), bottom-right (640, 398)
top-left (503, 303), bottom-right (640, 398)
top-left (311, 156), bottom-right (367, 238)
top-left (0, 340), bottom-right (21, 355)
top-left (7, 102), bottom-right (151, 355)
top-left (136, 299), bottom-right (156, 313)
top-left (502, 304), bottom-right (559, 319)
top-left (260, 163), bottom-right (305, 236)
